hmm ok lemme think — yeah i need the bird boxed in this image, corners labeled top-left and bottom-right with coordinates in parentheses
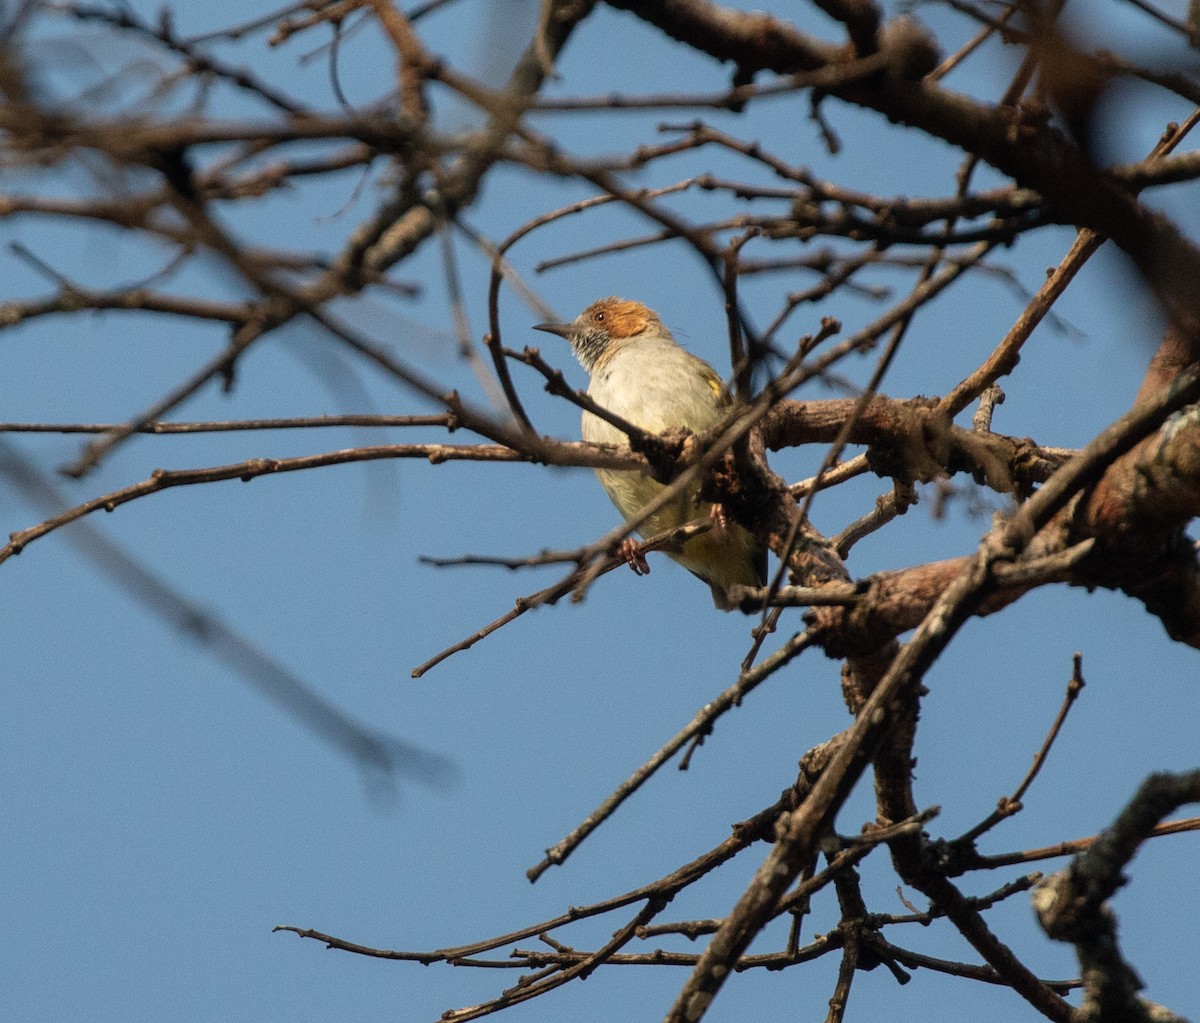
top-left (535, 297), bottom-right (766, 609)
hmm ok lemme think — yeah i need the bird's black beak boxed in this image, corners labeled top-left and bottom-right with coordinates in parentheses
top-left (533, 321), bottom-right (574, 340)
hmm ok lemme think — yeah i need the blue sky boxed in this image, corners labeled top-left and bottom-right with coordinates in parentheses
top-left (2, 2), bottom-right (1199, 1021)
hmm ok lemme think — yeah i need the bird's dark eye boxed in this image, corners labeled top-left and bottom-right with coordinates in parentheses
top-left (594, 311), bottom-right (605, 323)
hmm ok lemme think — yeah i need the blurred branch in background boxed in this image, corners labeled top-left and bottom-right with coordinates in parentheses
top-left (0, 438), bottom-right (458, 793)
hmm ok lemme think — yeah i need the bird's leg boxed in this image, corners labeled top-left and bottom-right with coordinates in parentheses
top-left (618, 537), bottom-right (650, 576)
top-left (709, 502), bottom-right (732, 539)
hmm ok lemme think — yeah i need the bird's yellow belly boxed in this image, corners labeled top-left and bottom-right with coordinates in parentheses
top-left (594, 467), bottom-right (695, 535)
top-left (594, 466), bottom-right (762, 598)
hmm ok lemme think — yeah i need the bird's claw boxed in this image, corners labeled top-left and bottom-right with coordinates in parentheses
top-left (619, 537), bottom-right (650, 576)
top-left (709, 502), bottom-right (732, 539)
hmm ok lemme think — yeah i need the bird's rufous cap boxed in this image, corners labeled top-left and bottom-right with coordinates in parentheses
top-left (535, 297), bottom-right (670, 370)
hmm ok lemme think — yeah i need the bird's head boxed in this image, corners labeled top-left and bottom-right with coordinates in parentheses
top-left (535, 297), bottom-right (670, 371)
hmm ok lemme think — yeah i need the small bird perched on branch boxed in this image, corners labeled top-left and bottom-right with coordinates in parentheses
top-left (535, 297), bottom-right (765, 609)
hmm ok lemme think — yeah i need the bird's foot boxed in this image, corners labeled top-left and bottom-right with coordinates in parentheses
top-left (619, 537), bottom-right (650, 576)
top-left (709, 502), bottom-right (732, 539)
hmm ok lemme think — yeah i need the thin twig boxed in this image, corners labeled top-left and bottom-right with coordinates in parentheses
top-left (955, 652), bottom-right (1088, 846)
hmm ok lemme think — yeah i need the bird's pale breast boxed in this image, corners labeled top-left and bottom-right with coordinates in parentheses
top-left (583, 337), bottom-right (730, 535)
top-left (560, 307), bottom-right (765, 608)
